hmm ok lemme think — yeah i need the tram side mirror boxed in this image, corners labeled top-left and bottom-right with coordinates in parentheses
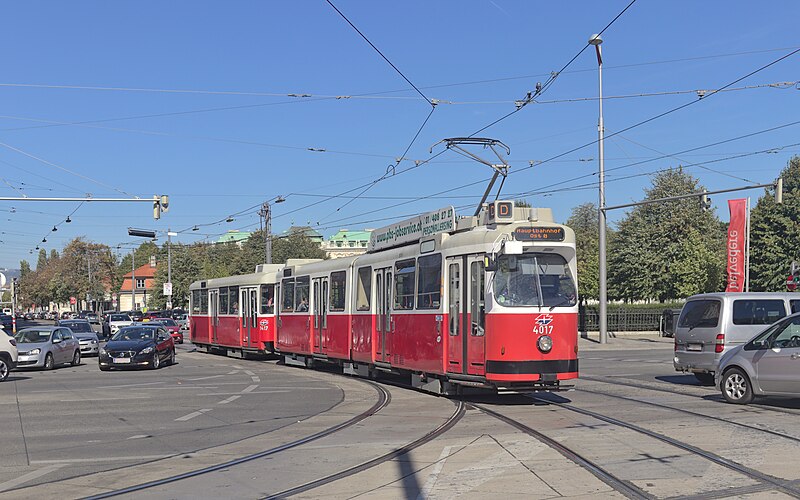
top-left (484, 255), bottom-right (497, 272)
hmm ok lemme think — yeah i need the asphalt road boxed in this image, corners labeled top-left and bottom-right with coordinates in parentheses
top-left (3, 333), bottom-right (800, 499)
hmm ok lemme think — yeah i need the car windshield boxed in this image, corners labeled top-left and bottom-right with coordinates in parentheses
top-left (110, 315), bottom-right (131, 322)
top-left (176, 314), bottom-right (187, 321)
top-left (15, 330), bottom-right (52, 343)
top-left (111, 328), bottom-right (155, 341)
top-left (493, 253), bottom-right (577, 308)
top-left (158, 319), bottom-right (177, 326)
top-left (61, 322), bottom-right (93, 332)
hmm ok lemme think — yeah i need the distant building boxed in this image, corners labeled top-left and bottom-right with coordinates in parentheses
top-left (282, 226), bottom-right (324, 244)
top-left (119, 256), bottom-right (158, 311)
top-left (216, 230), bottom-right (252, 247)
top-left (322, 229), bottom-right (372, 259)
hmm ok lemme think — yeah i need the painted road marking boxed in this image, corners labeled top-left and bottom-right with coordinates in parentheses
top-left (417, 446), bottom-right (454, 500)
top-left (242, 384), bottom-right (259, 393)
top-left (218, 395), bottom-right (241, 405)
top-left (186, 374), bottom-right (227, 381)
top-left (0, 465), bottom-right (64, 492)
top-left (32, 455), bottom-right (171, 464)
top-left (175, 409), bottom-right (213, 422)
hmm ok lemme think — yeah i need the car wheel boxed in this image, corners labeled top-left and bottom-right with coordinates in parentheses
top-left (99, 366), bottom-right (111, 371)
top-left (151, 351), bottom-right (161, 370)
top-left (44, 353), bottom-right (54, 371)
top-left (694, 372), bottom-right (715, 386)
top-left (722, 368), bottom-right (753, 404)
top-left (0, 357), bottom-right (9, 382)
top-left (71, 350), bottom-right (81, 366)
top-left (169, 349), bottom-right (176, 365)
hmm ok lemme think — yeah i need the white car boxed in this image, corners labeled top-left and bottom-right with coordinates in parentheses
top-left (1, 327), bottom-right (18, 381)
top-left (108, 314), bottom-right (133, 335)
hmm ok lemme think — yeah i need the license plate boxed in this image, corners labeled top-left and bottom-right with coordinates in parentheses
top-left (113, 357), bottom-right (131, 364)
top-left (686, 343), bottom-right (703, 352)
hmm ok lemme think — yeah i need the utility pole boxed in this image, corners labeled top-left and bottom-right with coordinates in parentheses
top-left (260, 196), bottom-right (286, 265)
top-left (131, 251), bottom-right (136, 311)
top-left (166, 230), bottom-right (176, 310)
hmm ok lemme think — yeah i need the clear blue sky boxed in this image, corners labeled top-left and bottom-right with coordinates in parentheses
top-left (2, 1), bottom-right (798, 269)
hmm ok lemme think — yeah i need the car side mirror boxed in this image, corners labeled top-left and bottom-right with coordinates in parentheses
top-left (52, 338), bottom-right (61, 344)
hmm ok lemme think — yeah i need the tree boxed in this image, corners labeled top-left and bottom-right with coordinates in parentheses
top-left (608, 168), bottom-right (725, 302)
top-left (36, 249), bottom-right (48, 271)
top-left (749, 156), bottom-right (800, 290)
top-left (566, 203), bottom-right (601, 302)
top-left (272, 231), bottom-right (326, 264)
top-left (149, 245), bottom-right (201, 309)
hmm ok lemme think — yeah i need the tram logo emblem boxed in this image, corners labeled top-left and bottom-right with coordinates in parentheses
top-left (534, 314), bottom-right (553, 326)
top-left (259, 319), bottom-right (269, 329)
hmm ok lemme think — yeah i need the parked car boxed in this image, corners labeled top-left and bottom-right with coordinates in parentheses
top-left (99, 325), bottom-right (175, 370)
top-left (673, 292), bottom-right (800, 384)
top-left (0, 315), bottom-right (13, 331)
top-left (108, 314), bottom-right (133, 335)
top-left (59, 320), bottom-right (100, 356)
top-left (14, 327), bottom-right (81, 370)
top-left (717, 312), bottom-right (800, 404)
top-left (151, 318), bottom-right (183, 344)
top-left (174, 313), bottom-right (189, 331)
top-left (0, 330), bottom-right (17, 381)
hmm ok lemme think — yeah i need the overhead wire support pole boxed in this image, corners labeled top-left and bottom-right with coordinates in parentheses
top-left (0, 195), bottom-right (170, 220)
top-left (601, 181), bottom-right (782, 212)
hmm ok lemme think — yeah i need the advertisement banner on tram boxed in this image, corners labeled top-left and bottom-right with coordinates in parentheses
top-left (369, 206), bottom-right (456, 252)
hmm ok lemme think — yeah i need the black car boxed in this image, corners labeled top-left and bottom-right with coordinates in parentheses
top-left (127, 310), bottom-right (144, 322)
top-left (0, 315), bottom-right (13, 331)
top-left (99, 325), bottom-right (175, 371)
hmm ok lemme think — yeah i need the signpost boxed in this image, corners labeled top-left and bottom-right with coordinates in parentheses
top-left (164, 282), bottom-right (173, 297)
top-left (69, 296), bottom-right (77, 305)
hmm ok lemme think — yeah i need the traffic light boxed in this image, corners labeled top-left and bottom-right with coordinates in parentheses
top-left (700, 192), bottom-right (711, 211)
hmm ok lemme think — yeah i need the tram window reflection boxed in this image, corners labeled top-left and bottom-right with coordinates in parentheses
top-left (356, 267), bottom-right (372, 311)
top-left (330, 271), bottom-right (346, 311)
top-left (295, 276), bottom-right (310, 312)
top-left (261, 284), bottom-right (275, 314)
top-left (417, 254), bottom-right (441, 310)
top-left (394, 259), bottom-right (416, 310)
top-left (281, 278), bottom-right (295, 313)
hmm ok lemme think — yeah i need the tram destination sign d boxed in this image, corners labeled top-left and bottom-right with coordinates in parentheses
top-left (514, 226), bottom-right (565, 241)
top-left (369, 206), bottom-right (456, 252)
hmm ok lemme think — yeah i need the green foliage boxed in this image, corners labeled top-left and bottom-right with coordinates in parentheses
top-left (272, 231), bottom-right (326, 264)
top-left (36, 249), bottom-right (48, 271)
top-left (749, 156), bottom-right (800, 291)
top-left (608, 168), bottom-right (725, 302)
top-left (566, 203), bottom-right (601, 301)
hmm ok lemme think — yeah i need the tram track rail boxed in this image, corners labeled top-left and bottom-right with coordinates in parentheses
top-left (471, 402), bottom-right (651, 500)
top-left (528, 393), bottom-right (800, 498)
top-left (82, 380), bottom-right (391, 500)
top-left (262, 399), bottom-right (466, 500)
top-left (573, 385), bottom-right (800, 444)
top-left (582, 374), bottom-right (800, 416)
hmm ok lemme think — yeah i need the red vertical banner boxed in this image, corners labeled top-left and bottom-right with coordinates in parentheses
top-left (726, 199), bottom-right (747, 292)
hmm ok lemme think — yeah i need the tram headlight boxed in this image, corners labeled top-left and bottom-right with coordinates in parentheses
top-left (537, 335), bottom-right (553, 353)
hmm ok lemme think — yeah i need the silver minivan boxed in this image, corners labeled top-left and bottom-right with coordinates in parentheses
top-left (673, 292), bottom-right (800, 384)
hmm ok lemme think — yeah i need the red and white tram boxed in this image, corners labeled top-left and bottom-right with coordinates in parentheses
top-left (189, 264), bottom-right (286, 356)
top-left (276, 202), bottom-right (578, 393)
top-left (189, 201), bottom-right (579, 393)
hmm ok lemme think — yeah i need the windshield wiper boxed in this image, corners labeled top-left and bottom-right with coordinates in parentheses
top-left (549, 297), bottom-right (575, 311)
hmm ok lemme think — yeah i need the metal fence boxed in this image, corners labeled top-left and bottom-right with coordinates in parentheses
top-left (579, 306), bottom-right (668, 332)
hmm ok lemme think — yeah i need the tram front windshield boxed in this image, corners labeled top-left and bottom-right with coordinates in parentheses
top-left (493, 253), bottom-right (577, 308)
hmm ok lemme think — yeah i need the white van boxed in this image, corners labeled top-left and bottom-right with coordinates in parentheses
top-left (673, 292), bottom-right (800, 384)
top-left (1, 308), bottom-right (11, 316)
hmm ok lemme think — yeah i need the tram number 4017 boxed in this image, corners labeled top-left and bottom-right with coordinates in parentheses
top-left (533, 324), bottom-right (553, 335)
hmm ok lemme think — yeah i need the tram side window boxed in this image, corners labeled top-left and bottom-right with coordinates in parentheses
top-left (471, 261), bottom-right (485, 336)
top-left (200, 290), bottom-right (208, 313)
top-left (191, 290), bottom-right (201, 314)
top-left (295, 276), bottom-right (310, 312)
top-left (394, 259), bottom-right (416, 310)
top-left (261, 284), bottom-right (275, 314)
top-left (356, 267), bottom-right (372, 311)
top-left (219, 287), bottom-right (229, 314)
top-left (330, 271), bottom-right (346, 312)
top-left (229, 286), bottom-right (239, 315)
top-left (417, 254), bottom-right (442, 310)
top-left (281, 278), bottom-right (295, 313)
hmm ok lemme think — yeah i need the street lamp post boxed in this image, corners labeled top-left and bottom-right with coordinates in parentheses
top-left (166, 230), bottom-right (177, 310)
top-left (589, 33), bottom-right (608, 345)
top-left (131, 250), bottom-right (136, 311)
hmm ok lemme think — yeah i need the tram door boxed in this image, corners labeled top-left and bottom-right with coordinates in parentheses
top-left (374, 268), bottom-right (393, 362)
top-left (447, 255), bottom-right (486, 375)
top-left (209, 289), bottom-right (220, 343)
top-left (240, 287), bottom-right (258, 348)
top-left (312, 277), bottom-right (328, 354)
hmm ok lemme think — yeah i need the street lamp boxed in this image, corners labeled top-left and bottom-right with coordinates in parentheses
top-left (261, 196), bottom-right (286, 265)
top-left (166, 230), bottom-right (177, 309)
top-left (589, 33), bottom-right (608, 344)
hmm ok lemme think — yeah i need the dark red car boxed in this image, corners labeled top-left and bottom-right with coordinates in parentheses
top-left (153, 318), bottom-right (183, 344)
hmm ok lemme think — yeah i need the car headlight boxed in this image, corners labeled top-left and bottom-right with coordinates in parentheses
top-left (100, 347), bottom-right (107, 355)
top-left (139, 346), bottom-right (155, 354)
top-left (537, 335), bottom-right (553, 353)
top-left (91, 340), bottom-right (98, 344)
top-left (29, 348), bottom-right (41, 355)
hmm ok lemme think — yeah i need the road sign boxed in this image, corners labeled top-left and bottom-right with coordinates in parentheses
top-left (69, 296), bottom-right (77, 305)
top-left (788, 276), bottom-right (796, 291)
top-left (164, 282), bottom-right (173, 296)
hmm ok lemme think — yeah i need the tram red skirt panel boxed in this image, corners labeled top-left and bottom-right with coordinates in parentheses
top-left (484, 312), bottom-right (578, 382)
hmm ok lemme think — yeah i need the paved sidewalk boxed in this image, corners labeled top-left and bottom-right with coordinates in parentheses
top-left (579, 331), bottom-right (673, 351)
